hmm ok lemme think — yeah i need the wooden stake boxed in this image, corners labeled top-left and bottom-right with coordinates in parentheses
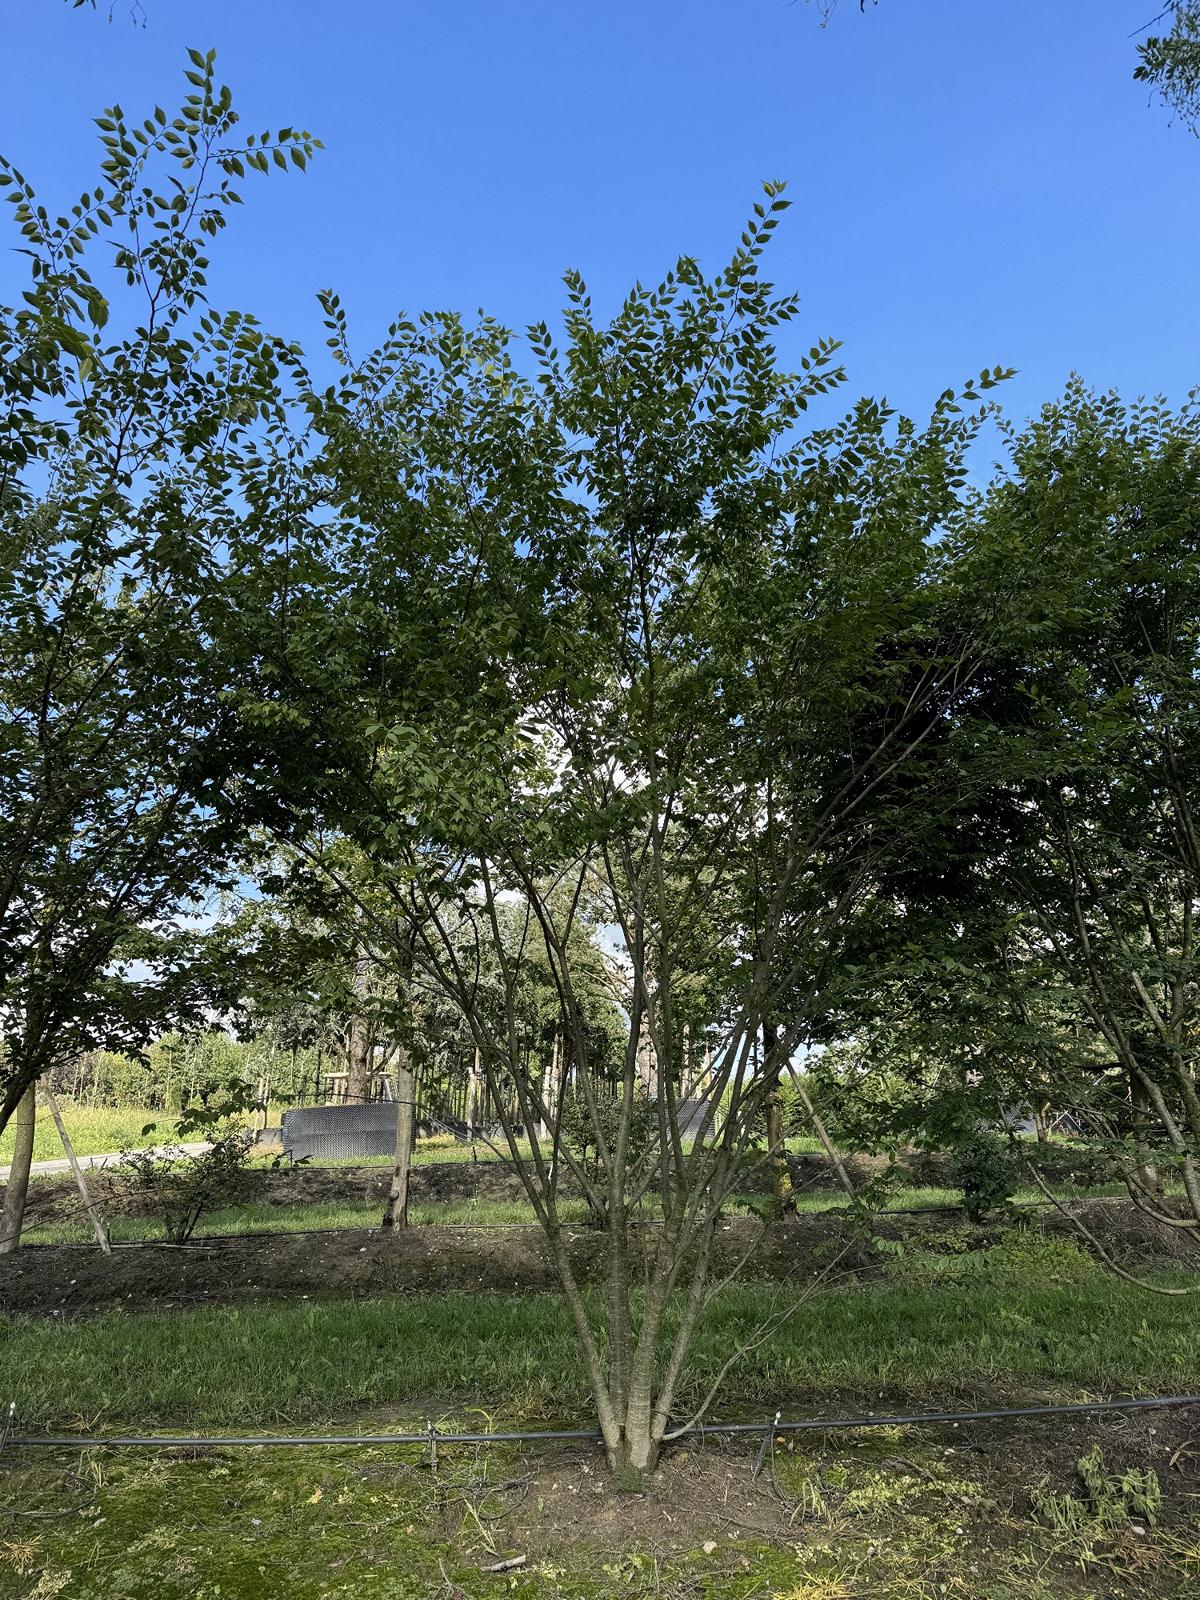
top-left (382, 1050), bottom-right (416, 1231)
top-left (785, 1064), bottom-right (856, 1199)
top-left (43, 1083), bottom-right (112, 1254)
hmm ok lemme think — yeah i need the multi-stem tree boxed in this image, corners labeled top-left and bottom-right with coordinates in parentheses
top-left (269, 187), bottom-right (1012, 1475)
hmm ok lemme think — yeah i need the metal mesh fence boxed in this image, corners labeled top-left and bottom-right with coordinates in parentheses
top-left (281, 1103), bottom-right (400, 1161)
top-left (279, 1103), bottom-right (484, 1160)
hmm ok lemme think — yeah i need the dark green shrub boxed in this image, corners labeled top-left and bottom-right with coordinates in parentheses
top-left (947, 1128), bottom-right (1020, 1222)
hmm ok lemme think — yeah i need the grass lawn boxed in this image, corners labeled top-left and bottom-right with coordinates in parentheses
top-left (6, 1243), bottom-right (1199, 1430)
top-left (0, 1105), bottom-right (182, 1167)
top-left (314, 1134), bottom-right (542, 1169)
top-left (4, 1239), bottom-right (1199, 1596)
top-left (2, 1115), bottom-right (830, 1171)
top-left (1, 1110), bottom-right (534, 1169)
top-left (19, 1178), bottom-right (1129, 1244)
top-left (21, 1194), bottom-right (595, 1243)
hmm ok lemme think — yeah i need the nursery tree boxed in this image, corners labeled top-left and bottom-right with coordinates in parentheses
top-left (0, 56), bottom-right (317, 1160)
top-left (950, 386), bottom-right (1200, 1263)
top-left (270, 189), bottom-right (1012, 1475)
top-left (229, 883), bottom-right (401, 1104)
top-left (240, 845), bottom-right (423, 1227)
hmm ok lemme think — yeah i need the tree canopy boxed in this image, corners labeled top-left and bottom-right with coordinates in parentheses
top-left (6, 43), bottom-right (1200, 1468)
top-left (0, 57), bottom-right (318, 1130)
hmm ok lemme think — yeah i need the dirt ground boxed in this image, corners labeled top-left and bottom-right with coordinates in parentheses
top-left (0, 1214), bottom-right (825, 1316)
top-left (16, 1141), bottom-right (1102, 1229)
top-left (2, 1197), bottom-right (1192, 1319)
top-left (503, 1404), bottom-right (1200, 1568)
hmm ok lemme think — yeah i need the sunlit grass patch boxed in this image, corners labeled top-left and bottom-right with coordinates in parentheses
top-left (6, 1264), bottom-right (1199, 1432)
top-left (1, 1105), bottom-right (181, 1166)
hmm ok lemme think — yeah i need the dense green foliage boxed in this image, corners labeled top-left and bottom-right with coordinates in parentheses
top-left (4, 47), bottom-right (1200, 1484)
top-left (0, 59), bottom-right (318, 1133)
top-left (1137, 3), bottom-right (1200, 132)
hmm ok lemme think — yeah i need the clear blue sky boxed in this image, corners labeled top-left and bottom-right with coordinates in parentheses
top-left (3, 0), bottom-right (1197, 427)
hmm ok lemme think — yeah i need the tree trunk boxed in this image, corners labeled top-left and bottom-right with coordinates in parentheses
top-left (1131, 1070), bottom-right (1163, 1197)
top-left (547, 1214), bottom-right (670, 1485)
top-left (636, 1009), bottom-right (657, 1099)
top-left (761, 1020), bottom-right (793, 1214)
top-left (0, 1082), bottom-right (37, 1255)
top-left (345, 950), bottom-right (374, 1103)
top-left (467, 1047), bottom-right (482, 1140)
top-left (539, 1030), bottom-right (558, 1143)
top-left (382, 1052), bottom-right (415, 1231)
top-left (345, 1015), bottom-right (373, 1103)
top-left (607, 1418), bottom-right (660, 1480)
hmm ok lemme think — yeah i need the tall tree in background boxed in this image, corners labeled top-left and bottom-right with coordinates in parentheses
top-left (952, 386), bottom-right (1200, 1259)
top-left (227, 882), bottom-right (385, 1103)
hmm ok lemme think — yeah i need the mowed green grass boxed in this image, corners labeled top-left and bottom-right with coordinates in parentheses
top-left (22, 1194), bottom-right (595, 1242)
top-left (6, 1254), bottom-right (1199, 1432)
top-left (2, 1113), bottom-right (827, 1170)
top-left (1, 1110), bottom-right (533, 1168)
top-left (312, 1134), bottom-right (541, 1168)
top-left (20, 1179), bottom-right (1129, 1244)
top-left (0, 1104), bottom-right (182, 1166)
top-left (294, 1132), bottom-right (827, 1168)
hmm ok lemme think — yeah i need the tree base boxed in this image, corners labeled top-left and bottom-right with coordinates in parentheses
top-left (606, 1435), bottom-right (660, 1488)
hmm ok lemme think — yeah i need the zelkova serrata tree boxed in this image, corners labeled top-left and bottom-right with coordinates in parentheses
top-left (265, 188), bottom-right (1013, 1475)
top-left (0, 54), bottom-right (319, 1131)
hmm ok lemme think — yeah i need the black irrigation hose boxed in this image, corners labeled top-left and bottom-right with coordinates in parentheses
top-left (8, 1393), bottom-right (1200, 1452)
top-left (290, 1163), bottom-right (477, 1174)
